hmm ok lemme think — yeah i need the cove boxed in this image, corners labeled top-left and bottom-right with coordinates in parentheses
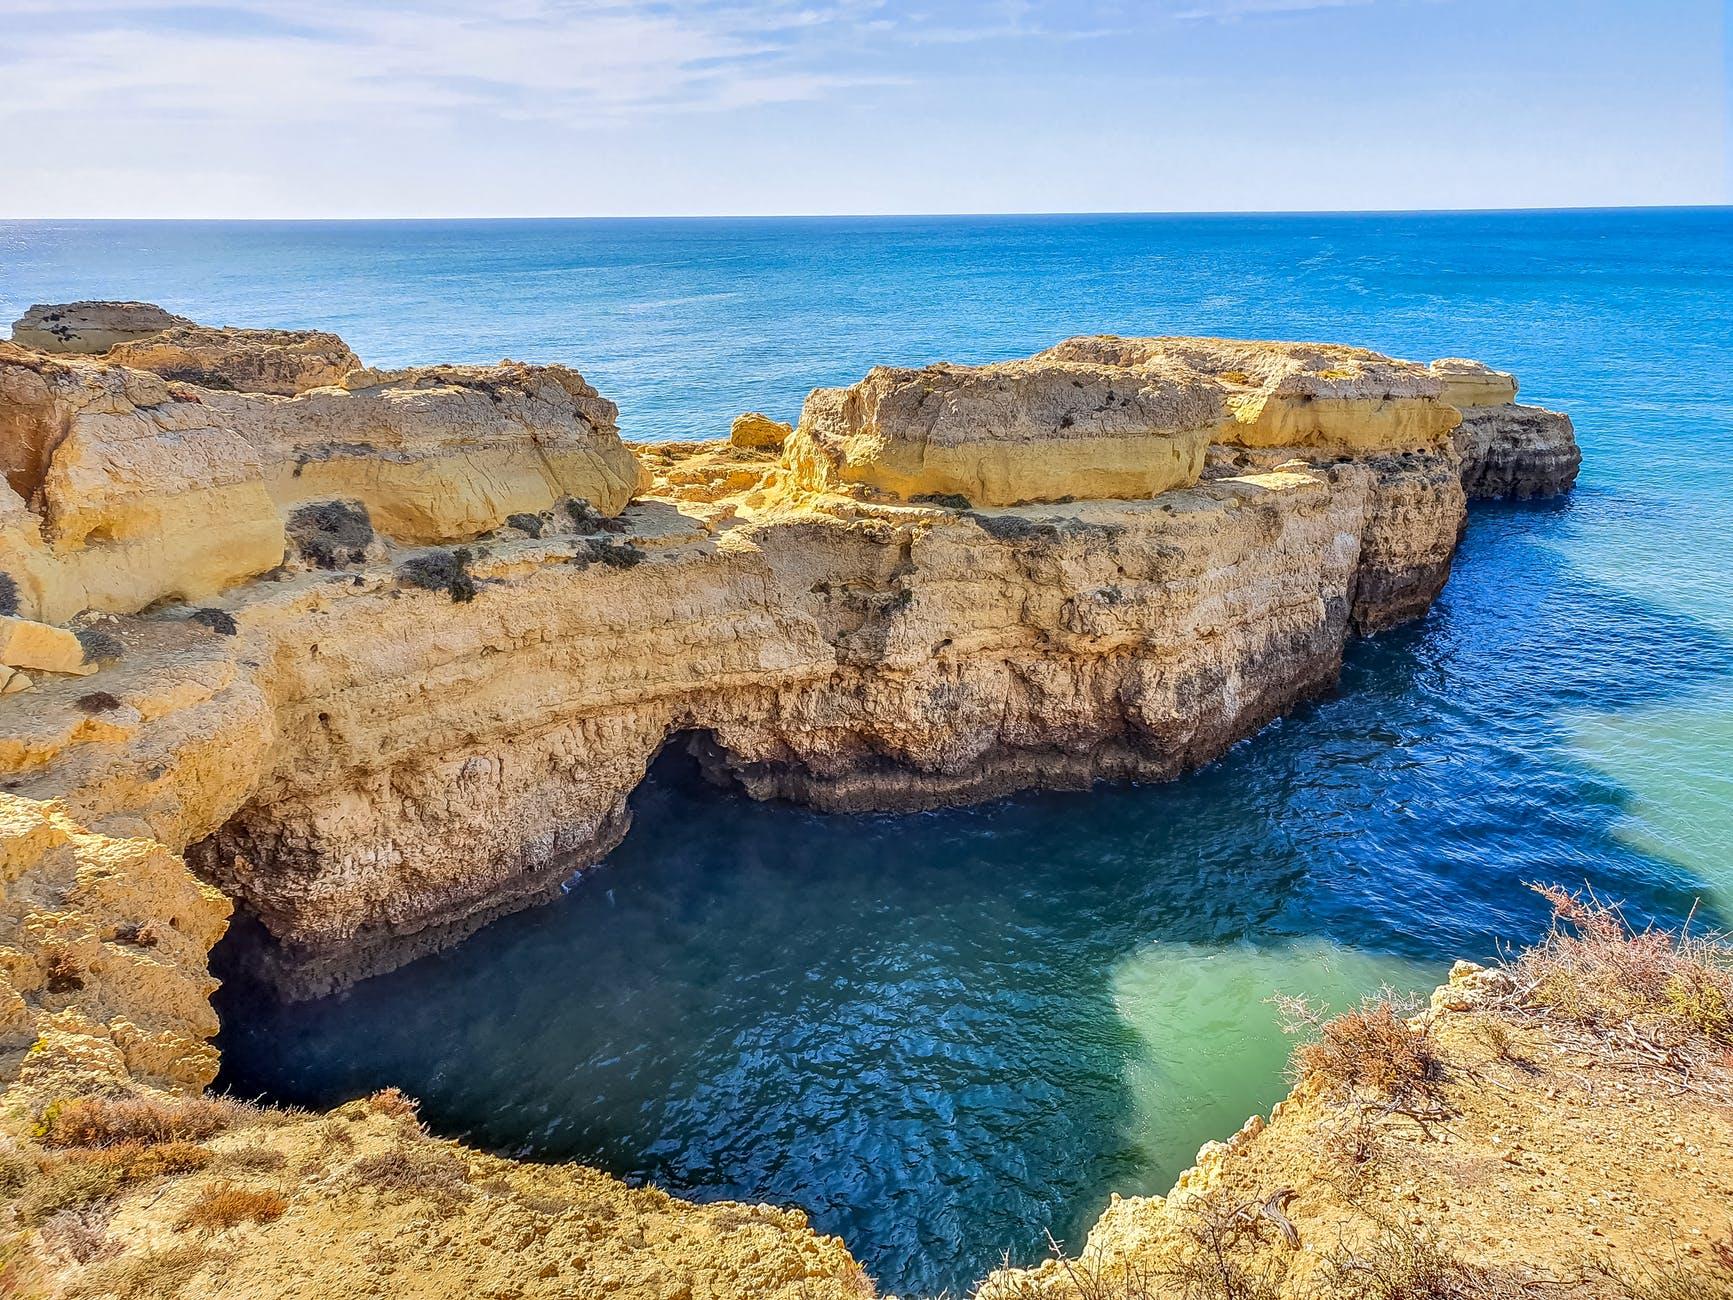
top-left (212, 495), bottom-right (1729, 1297)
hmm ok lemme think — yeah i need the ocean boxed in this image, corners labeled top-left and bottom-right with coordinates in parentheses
top-left (6, 209), bottom-right (1731, 1295)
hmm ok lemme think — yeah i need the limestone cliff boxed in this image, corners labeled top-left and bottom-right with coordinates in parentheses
top-left (10, 302), bottom-right (192, 355)
top-left (106, 325), bottom-right (362, 396)
top-left (0, 341), bottom-right (642, 625)
top-left (0, 332), bottom-right (1576, 998)
top-left (0, 321), bottom-right (1588, 1298)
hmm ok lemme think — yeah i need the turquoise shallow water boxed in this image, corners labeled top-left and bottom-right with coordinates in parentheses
top-left (6, 210), bottom-right (1733, 1296)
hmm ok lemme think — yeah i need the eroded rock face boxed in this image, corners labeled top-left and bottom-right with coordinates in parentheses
top-left (1041, 336), bottom-right (1464, 453)
top-left (107, 324), bottom-right (362, 395)
top-left (0, 331), bottom-right (1578, 1000)
top-left (0, 347), bottom-right (642, 622)
top-left (0, 794), bottom-right (230, 1093)
top-left (202, 362), bottom-right (644, 542)
top-left (1454, 404), bottom-right (1581, 499)
top-left (1433, 360), bottom-right (1581, 499)
top-left (0, 343), bottom-right (287, 625)
top-left (784, 359), bottom-right (1223, 506)
top-left (9, 301), bottom-right (192, 354)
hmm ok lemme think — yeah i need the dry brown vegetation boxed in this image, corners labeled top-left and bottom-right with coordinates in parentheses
top-left (363, 1086), bottom-right (419, 1121)
top-left (1276, 992), bottom-right (1449, 1124)
top-left (64, 1243), bottom-right (223, 1300)
top-left (345, 1144), bottom-right (471, 1209)
top-left (1501, 884), bottom-right (1733, 1089)
top-left (38, 1095), bottom-right (245, 1149)
top-left (1316, 1219), bottom-right (1541, 1300)
top-left (174, 1181), bottom-right (289, 1234)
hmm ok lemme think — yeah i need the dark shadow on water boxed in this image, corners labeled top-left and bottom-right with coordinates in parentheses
top-left (213, 497), bottom-right (1733, 1297)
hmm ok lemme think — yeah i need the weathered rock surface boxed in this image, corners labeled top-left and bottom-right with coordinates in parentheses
top-left (1040, 336), bottom-right (1463, 453)
top-left (0, 343), bottom-right (287, 625)
top-left (0, 793), bottom-right (230, 1093)
top-left (9, 301), bottom-right (191, 354)
top-left (0, 616), bottom-right (96, 676)
top-left (1454, 403), bottom-right (1581, 499)
top-left (1428, 356), bottom-right (1519, 409)
top-left (0, 346), bottom-right (642, 622)
top-left (199, 362), bottom-right (644, 543)
top-left (730, 410), bottom-right (792, 448)
top-left (107, 324), bottom-right (362, 395)
top-left (1427, 356), bottom-right (1581, 498)
top-left (784, 358), bottom-right (1222, 506)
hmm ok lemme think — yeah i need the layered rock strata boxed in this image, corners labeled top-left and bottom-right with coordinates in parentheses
top-left (0, 332), bottom-right (1575, 998)
top-left (0, 343), bottom-right (642, 624)
top-left (9, 301), bottom-right (192, 354)
top-left (784, 358), bottom-right (1223, 505)
top-left (107, 324), bottom-right (362, 395)
top-left (1432, 358), bottom-right (1582, 498)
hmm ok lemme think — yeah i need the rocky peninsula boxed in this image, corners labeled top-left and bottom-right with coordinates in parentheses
top-left (11, 303), bottom-right (1723, 1299)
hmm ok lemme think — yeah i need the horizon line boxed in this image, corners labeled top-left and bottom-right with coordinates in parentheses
top-left (3, 203), bottom-right (1730, 224)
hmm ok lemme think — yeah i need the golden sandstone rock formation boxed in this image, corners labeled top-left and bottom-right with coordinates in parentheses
top-left (0, 306), bottom-right (1634, 1298)
top-left (107, 325), bottom-right (361, 396)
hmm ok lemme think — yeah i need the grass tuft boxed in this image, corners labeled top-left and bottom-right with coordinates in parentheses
top-left (174, 1181), bottom-right (288, 1234)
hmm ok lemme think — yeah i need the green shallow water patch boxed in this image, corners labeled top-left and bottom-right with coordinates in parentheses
top-left (1110, 940), bottom-right (1441, 1201)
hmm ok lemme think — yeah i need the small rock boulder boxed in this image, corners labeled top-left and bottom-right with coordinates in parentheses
top-left (0, 615), bottom-right (96, 676)
top-left (10, 302), bottom-right (191, 355)
top-left (729, 412), bottom-right (791, 449)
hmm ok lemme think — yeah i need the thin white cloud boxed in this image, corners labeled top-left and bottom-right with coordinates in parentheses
top-left (0, 0), bottom-right (1385, 141)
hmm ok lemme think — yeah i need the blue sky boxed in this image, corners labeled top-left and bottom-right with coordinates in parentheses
top-left (0, 0), bottom-right (1727, 216)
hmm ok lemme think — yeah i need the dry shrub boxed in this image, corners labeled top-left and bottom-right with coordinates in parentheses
top-left (40, 1095), bottom-right (239, 1149)
top-left (1278, 993), bottom-right (1447, 1118)
top-left (1317, 1109), bottom-right (1387, 1198)
top-left (1160, 1191), bottom-right (1289, 1300)
top-left (396, 548), bottom-right (477, 602)
top-left (43, 947), bottom-right (85, 994)
top-left (364, 1087), bottom-right (419, 1121)
top-left (989, 1192), bottom-right (1290, 1300)
top-left (174, 1181), bottom-right (288, 1234)
top-left (1465, 1016), bottom-right (1524, 1065)
top-left (39, 1204), bottom-right (121, 1264)
top-left (346, 1145), bottom-right (470, 1208)
top-left (0, 1138), bottom-right (37, 1193)
top-left (85, 1141), bottom-right (211, 1180)
top-left (1510, 885), bottom-right (1733, 1063)
top-left (1320, 1220), bottom-right (1541, 1299)
top-left (113, 921), bottom-right (161, 947)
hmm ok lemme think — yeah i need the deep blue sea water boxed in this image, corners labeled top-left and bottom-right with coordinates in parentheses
top-left (5, 211), bottom-right (1732, 1296)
